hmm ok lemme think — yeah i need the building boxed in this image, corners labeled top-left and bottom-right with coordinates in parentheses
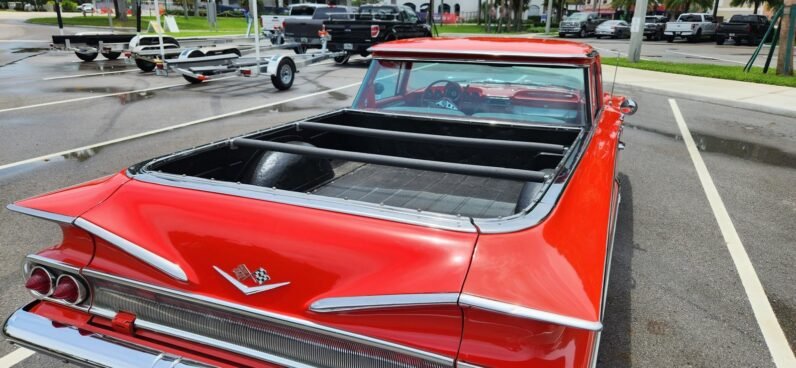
top-left (399, 0), bottom-right (546, 22)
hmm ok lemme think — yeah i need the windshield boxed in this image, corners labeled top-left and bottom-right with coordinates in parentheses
top-left (290, 6), bottom-right (317, 16)
top-left (678, 14), bottom-right (703, 22)
top-left (567, 13), bottom-right (589, 21)
top-left (353, 60), bottom-right (588, 126)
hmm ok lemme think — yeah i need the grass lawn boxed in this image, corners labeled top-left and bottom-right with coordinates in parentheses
top-left (602, 57), bottom-right (796, 88)
top-left (27, 15), bottom-right (248, 35)
top-left (437, 23), bottom-right (556, 34)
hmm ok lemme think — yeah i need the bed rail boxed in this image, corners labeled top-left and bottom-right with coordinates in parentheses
top-left (231, 138), bottom-right (548, 183)
top-left (296, 121), bottom-right (567, 153)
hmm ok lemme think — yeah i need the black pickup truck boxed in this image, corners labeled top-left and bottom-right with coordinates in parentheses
top-left (716, 14), bottom-right (770, 45)
top-left (324, 5), bottom-right (431, 63)
top-left (284, 6), bottom-right (351, 53)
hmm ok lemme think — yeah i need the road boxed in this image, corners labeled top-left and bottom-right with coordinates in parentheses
top-left (0, 19), bottom-right (794, 368)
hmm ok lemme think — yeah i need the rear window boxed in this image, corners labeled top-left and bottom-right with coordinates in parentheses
top-left (678, 14), bottom-right (703, 22)
top-left (313, 7), bottom-right (347, 19)
top-left (360, 6), bottom-right (399, 15)
top-left (290, 6), bottom-right (317, 16)
top-left (730, 15), bottom-right (757, 22)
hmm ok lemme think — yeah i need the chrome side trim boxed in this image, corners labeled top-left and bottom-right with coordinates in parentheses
top-left (25, 254), bottom-right (80, 274)
top-left (2, 307), bottom-right (213, 368)
top-left (310, 293), bottom-right (460, 313)
top-left (74, 218), bottom-right (188, 282)
top-left (82, 268), bottom-right (456, 366)
top-left (458, 294), bottom-right (603, 332)
top-left (5, 204), bottom-right (75, 224)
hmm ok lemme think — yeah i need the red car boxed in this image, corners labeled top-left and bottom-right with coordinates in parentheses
top-left (4, 37), bottom-right (637, 367)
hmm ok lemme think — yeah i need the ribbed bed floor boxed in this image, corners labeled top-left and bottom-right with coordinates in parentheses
top-left (312, 163), bottom-right (525, 218)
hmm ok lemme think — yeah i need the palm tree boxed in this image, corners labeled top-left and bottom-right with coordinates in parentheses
top-left (664, 0), bottom-right (713, 14)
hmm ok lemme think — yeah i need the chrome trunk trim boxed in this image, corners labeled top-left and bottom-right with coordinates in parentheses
top-left (2, 307), bottom-right (213, 368)
top-left (458, 294), bottom-right (603, 331)
top-left (74, 218), bottom-right (188, 282)
top-left (5, 204), bottom-right (75, 224)
top-left (310, 293), bottom-right (460, 313)
top-left (82, 269), bottom-right (455, 367)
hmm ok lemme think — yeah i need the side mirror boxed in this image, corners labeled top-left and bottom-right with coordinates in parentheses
top-left (374, 82), bottom-right (385, 95)
top-left (620, 98), bottom-right (638, 115)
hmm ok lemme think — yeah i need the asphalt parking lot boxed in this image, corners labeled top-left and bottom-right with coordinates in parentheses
top-left (0, 20), bottom-right (794, 368)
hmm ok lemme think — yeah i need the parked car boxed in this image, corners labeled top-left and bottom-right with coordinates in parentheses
top-left (595, 20), bottom-right (630, 39)
top-left (284, 6), bottom-right (353, 53)
top-left (3, 36), bottom-right (635, 368)
top-left (324, 5), bottom-right (430, 63)
top-left (716, 14), bottom-right (770, 45)
top-left (261, 3), bottom-right (329, 45)
top-left (76, 3), bottom-right (94, 13)
top-left (664, 13), bottom-right (717, 42)
top-left (559, 12), bottom-right (604, 38)
top-left (644, 15), bottom-right (668, 41)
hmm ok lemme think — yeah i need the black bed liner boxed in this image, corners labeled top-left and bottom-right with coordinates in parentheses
top-left (140, 109), bottom-right (582, 219)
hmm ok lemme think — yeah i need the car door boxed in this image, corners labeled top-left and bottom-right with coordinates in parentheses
top-left (703, 15), bottom-right (717, 34)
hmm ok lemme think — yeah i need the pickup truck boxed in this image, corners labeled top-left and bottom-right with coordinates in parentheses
top-left (4, 36), bottom-right (636, 368)
top-left (716, 14), bottom-right (770, 45)
top-left (284, 6), bottom-right (352, 53)
top-left (644, 15), bottom-right (668, 41)
top-left (558, 12), bottom-right (604, 38)
top-left (261, 3), bottom-right (328, 45)
top-left (324, 4), bottom-right (431, 63)
top-left (664, 13), bottom-right (717, 42)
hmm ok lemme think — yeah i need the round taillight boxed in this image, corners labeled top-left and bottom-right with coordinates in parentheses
top-left (25, 267), bottom-right (53, 296)
top-left (52, 275), bottom-right (87, 304)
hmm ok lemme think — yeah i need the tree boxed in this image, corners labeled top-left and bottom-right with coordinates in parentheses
top-left (664, 0), bottom-right (713, 14)
top-left (114, 0), bottom-right (128, 21)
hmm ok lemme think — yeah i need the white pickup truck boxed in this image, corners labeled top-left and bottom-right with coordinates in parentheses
top-left (664, 13), bottom-right (717, 42)
top-left (261, 4), bottom-right (328, 45)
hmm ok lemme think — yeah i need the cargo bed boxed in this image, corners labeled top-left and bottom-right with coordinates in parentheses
top-left (135, 110), bottom-right (582, 219)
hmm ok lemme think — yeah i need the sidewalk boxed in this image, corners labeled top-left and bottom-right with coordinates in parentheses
top-left (605, 67), bottom-right (796, 117)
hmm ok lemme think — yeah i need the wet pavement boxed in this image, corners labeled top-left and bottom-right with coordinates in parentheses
top-left (1, 18), bottom-right (795, 368)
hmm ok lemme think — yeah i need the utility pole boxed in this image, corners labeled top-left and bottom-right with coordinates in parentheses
top-left (545, 0), bottom-right (553, 33)
top-left (627, 0), bottom-right (648, 62)
top-left (711, 0), bottom-right (719, 19)
top-left (776, 0), bottom-right (794, 76)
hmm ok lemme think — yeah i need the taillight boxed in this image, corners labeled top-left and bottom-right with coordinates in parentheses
top-left (281, 20), bottom-right (286, 30)
top-left (52, 274), bottom-right (87, 304)
top-left (371, 25), bottom-right (380, 38)
top-left (25, 266), bottom-right (53, 296)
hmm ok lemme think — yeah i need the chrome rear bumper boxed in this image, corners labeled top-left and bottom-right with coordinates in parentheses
top-left (2, 307), bottom-right (213, 368)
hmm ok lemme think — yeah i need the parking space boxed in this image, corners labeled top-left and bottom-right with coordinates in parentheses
top-left (0, 18), bottom-right (794, 368)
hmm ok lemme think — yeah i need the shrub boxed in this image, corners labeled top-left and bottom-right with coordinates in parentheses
top-left (61, 0), bottom-right (77, 12)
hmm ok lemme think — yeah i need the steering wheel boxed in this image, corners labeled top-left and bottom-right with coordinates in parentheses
top-left (420, 80), bottom-right (463, 111)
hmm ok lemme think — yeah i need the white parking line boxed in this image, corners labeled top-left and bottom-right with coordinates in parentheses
top-left (666, 50), bottom-right (748, 65)
top-left (0, 77), bottom-right (235, 114)
top-left (42, 68), bottom-right (144, 81)
top-left (668, 99), bottom-right (796, 368)
top-left (0, 348), bottom-right (35, 368)
top-left (0, 82), bottom-right (361, 172)
top-left (0, 40), bottom-right (49, 43)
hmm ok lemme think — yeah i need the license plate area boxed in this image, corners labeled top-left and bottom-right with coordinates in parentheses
top-left (344, 43), bottom-right (353, 50)
top-left (300, 37), bottom-right (309, 43)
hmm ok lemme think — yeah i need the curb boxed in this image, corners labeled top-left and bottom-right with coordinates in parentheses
top-left (614, 83), bottom-right (796, 119)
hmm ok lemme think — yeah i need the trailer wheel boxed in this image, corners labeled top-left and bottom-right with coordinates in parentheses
top-left (334, 52), bottom-right (350, 65)
top-left (181, 50), bottom-right (206, 84)
top-left (101, 51), bottom-right (121, 60)
top-left (293, 45), bottom-right (307, 55)
top-left (75, 51), bottom-right (98, 62)
top-left (135, 58), bottom-right (156, 72)
top-left (270, 58), bottom-right (296, 91)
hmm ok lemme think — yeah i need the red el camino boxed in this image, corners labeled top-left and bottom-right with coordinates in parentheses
top-left (3, 37), bottom-right (637, 368)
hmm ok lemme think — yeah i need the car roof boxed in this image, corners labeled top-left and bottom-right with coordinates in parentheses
top-left (371, 37), bottom-right (596, 62)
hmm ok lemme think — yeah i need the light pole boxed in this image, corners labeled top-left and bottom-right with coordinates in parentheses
top-left (627, 0), bottom-right (648, 62)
